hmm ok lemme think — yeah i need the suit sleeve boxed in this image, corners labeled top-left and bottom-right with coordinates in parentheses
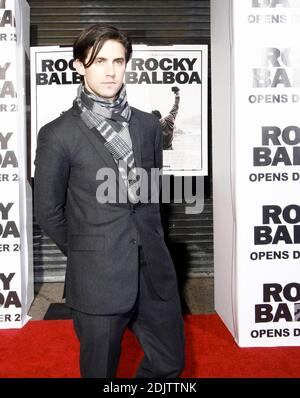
top-left (34, 124), bottom-right (70, 257)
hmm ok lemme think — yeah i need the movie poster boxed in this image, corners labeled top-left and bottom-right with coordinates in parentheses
top-left (0, 0), bottom-right (33, 329)
top-left (212, 0), bottom-right (300, 347)
top-left (30, 44), bottom-right (208, 176)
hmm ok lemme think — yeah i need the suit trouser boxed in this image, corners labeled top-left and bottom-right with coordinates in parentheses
top-left (72, 247), bottom-right (185, 378)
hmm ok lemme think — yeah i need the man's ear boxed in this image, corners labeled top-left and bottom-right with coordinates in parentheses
top-left (74, 59), bottom-right (85, 76)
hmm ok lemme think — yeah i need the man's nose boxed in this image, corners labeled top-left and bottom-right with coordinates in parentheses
top-left (105, 62), bottom-right (115, 77)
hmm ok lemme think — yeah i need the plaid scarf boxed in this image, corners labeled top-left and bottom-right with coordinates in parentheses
top-left (74, 83), bottom-right (139, 203)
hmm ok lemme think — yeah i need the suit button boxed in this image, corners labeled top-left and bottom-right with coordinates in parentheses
top-left (130, 239), bottom-right (137, 244)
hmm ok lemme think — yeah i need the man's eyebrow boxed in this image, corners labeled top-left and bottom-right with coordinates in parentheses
top-left (114, 57), bottom-right (125, 62)
top-left (94, 56), bottom-right (125, 61)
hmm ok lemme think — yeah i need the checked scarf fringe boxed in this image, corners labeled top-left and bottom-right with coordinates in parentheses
top-left (75, 83), bottom-right (140, 203)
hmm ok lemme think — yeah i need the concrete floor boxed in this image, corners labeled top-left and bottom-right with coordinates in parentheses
top-left (28, 282), bottom-right (66, 320)
top-left (28, 277), bottom-right (215, 320)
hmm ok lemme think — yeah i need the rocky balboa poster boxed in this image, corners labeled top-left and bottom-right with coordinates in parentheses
top-left (0, 0), bottom-right (33, 329)
top-left (212, 0), bottom-right (300, 347)
top-left (30, 44), bottom-right (208, 177)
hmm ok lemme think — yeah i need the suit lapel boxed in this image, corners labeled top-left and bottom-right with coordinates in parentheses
top-left (73, 106), bottom-right (142, 169)
top-left (129, 110), bottom-right (142, 169)
top-left (75, 114), bottom-right (120, 173)
top-left (129, 110), bottom-right (148, 194)
top-left (72, 107), bottom-right (143, 197)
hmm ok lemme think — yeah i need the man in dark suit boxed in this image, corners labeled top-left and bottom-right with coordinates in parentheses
top-left (34, 24), bottom-right (185, 378)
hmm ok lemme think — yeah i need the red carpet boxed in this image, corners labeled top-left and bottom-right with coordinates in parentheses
top-left (0, 314), bottom-right (299, 378)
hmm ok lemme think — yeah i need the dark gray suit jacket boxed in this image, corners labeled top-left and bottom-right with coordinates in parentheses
top-left (34, 104), bottom-right (178, 315)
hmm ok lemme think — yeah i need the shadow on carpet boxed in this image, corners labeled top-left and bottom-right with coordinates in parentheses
top-left (44, 303), bottom-right (72, 320)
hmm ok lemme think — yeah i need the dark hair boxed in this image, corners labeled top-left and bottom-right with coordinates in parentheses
top-left (151, 110), bottom-right (162, 119)
top-left (73, 24), bottom-right (132, 67)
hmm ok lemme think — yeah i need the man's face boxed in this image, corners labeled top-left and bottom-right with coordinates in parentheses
top-left (75, 39), bottom-right (126, 101)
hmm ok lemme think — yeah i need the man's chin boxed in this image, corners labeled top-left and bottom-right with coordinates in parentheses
top-left (93, 89), bottom-right (117, 101)
top-left (104, 92), bottom-right (118, 101)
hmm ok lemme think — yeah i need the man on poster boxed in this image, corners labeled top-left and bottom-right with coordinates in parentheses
top-left (34, 24), bottom-right (185, 378)
top-left (152, 86), bottom-right (180, 150)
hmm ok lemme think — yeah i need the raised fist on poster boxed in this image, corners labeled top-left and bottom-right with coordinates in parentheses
top-left (171, 86), bottom-right (180, 94)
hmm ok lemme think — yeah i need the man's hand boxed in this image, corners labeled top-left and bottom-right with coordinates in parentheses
top-left (171, 86), bottom-right (180, 94)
